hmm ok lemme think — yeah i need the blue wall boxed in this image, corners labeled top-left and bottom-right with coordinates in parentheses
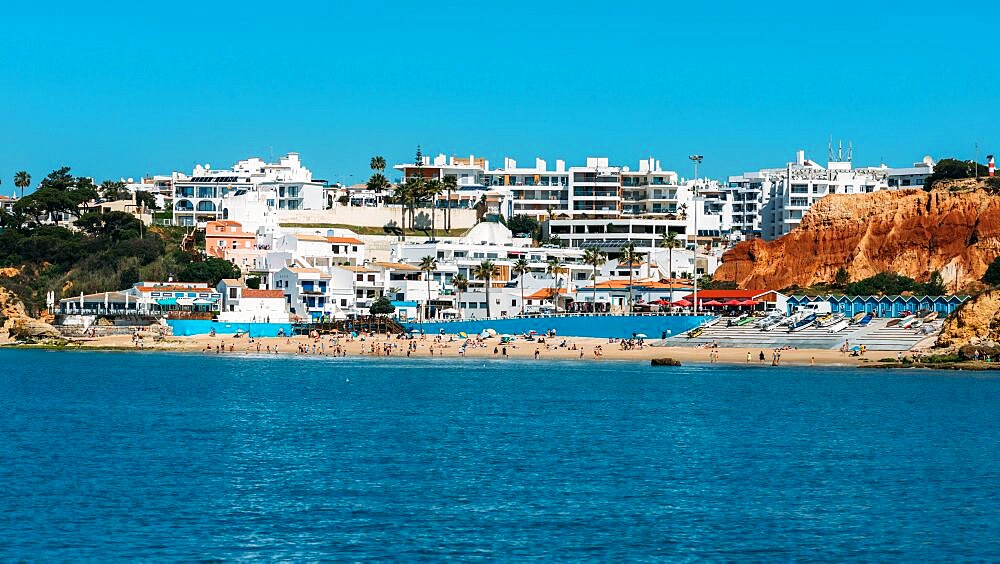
top-left (167, 320), bottom-right (293, 337)
top-left (403, 315), bottom-right (711, 339)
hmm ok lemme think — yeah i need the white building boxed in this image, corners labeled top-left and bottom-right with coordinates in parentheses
top-left (216, 279), bottom-right (291, 323)
top-left (172, 152), bottom-right (326, 227)
top-left (725, 148), bottom-right (935, 240)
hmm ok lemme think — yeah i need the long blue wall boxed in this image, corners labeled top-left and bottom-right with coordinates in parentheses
top-left (167, 320), bottom-right (293, 337)
top-left (403, 315), bottom-right (711, 339)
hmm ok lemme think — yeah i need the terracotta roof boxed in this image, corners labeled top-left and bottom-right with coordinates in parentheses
top-left (526, 288), bottom-right (569, 300)
top-left (208, 220), bottom-right (242, 227)
top-left (207, 231), bottom-right (255, 238)
top-left (682, 289), bottom-right (776, 300)
top-left (339, 265), bottom-right (375, 273)
top-left (218, 278), bottom-right (244, 286)
top-left (242, 289), bottom-right (284, 299)
top-left (287, 267), bottom-right (321, 274)
top-left (373, 261), bottom-right (421, 271)
top-left (294, 234), bottom-right (329, 242)
top-left (327, 236), bottom-right (364, 245)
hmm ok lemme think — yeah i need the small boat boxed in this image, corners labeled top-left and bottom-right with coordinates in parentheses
top-left (827, 319), bottom-right (850, 333)
top-left (787, 313), bottom-right (817, 332)
top-left (896, 315), bottom-right (916, 328)
top-left (701, 317), bottom-right (722, 328)
top-left (923, 311), bottom-right (939, 322)
top-left (851, 312), bottom-right (867, 323)
top-left (755, 312), bottom-right (782, 328)
top-left (737, 316), bottom-right (757, 326)
top-left (886, 318), bottom-right (901, 327)
top-left (815, 313), bottom-right (832, 325)
top-left (857, 314), bottom-right (873, 327)
top-left (687, 327), bottom-right (704, 339)
top-left (818, 313), bottom-right (845, 327)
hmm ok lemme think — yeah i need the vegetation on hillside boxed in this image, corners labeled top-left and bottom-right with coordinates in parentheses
top-left (0, 167), bottom-right (238, 315)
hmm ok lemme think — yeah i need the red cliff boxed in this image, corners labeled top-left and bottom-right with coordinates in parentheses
top-left (714, 185), bottom-right (1000, 290)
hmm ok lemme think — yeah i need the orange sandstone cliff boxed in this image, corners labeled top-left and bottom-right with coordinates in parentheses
top-left (714, 187), bottom-right (1000, 290)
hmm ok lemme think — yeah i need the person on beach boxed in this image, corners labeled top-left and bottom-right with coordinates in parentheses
top-left (747, 351), bottom-right (751, 364)
top-left (534, 348), bottom-right (540, 360)
top-left (759, 351), bottom-right (765, 365)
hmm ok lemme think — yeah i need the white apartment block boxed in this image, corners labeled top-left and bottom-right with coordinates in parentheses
top-left (172, 152), bottom-right (326, 227)
top-left (726, 149), bottom-right (935, 240)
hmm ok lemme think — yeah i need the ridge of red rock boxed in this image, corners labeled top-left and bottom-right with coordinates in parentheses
top-left (714, 187), bottom-right (1000, 290)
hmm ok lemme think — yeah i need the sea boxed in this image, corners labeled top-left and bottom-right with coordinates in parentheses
top-left (2, 348), bottom-right (999, 560)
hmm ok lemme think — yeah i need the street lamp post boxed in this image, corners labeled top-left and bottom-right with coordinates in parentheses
top-left (688, 155), bottom-right (703, 316)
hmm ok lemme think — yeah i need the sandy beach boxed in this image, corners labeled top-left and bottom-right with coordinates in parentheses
top-left (29, 332), bottom-right (891, 366)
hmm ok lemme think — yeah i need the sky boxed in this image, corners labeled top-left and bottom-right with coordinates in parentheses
top-left (1, 0), bottom-right (997, 192)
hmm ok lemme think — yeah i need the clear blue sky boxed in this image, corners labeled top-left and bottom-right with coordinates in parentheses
top-left (1, 0), bottom-right (996, 191)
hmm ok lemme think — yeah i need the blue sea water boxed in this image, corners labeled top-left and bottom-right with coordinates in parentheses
top-left (2, 349), bottom-right (1000, 560)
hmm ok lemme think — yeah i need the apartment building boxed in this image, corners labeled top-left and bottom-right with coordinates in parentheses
top-left (726, 149), bottom-right (935, 240)
top-left (172, 152), bottom-right (326, 227)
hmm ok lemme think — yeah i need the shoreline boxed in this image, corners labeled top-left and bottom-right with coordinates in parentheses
top-left (1, 333), bottom-right (885, 367)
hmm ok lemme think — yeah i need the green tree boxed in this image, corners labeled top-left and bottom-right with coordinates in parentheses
top-left (418, 255), bottom-right (438, 321)
top-left (924, 158), bottom-right (990, 190)
top-left (179, 258), bottom-right (240, 286)
top-left (423, 178), bottom-right (444, 238)
top-left (135, 190), bottom-right (158, 211)
top-left (99, 180), bottom-right (129, 201)
top-left (452, 273), bottom-right (468, 319)
top-left (245, 276), bottom-right (261, 289)
top-left (507, 214), bottom-right (541, 241)
top-left (370, 295), bottom-right (395, 315)
top-left (370, 155), bottom-right (386, 174)
top-left (442, 174), bottom-right (457, 231)
top-left (658, 231), bottom-right (680, 278)
top-left (922, 270), bottom-right (946, 295)
top-left (512, 257), bottom-right (530, 315)
top-left (834, 267), bottom-right (850, 288)
top-left (984, 257), bottom-right (1000, 286)
top-left (74, 211), bottom-right (142, 242)
top-left (545, 257), bottom-right (565, 306)
top-left (619, 241), bottom-right (640, 313)
top-left (473, 260), bottom-right (497, 318)
top-left (583, 246), bottom-right (606, 310)
top-left (845, 272), bottom-right (919, 295)
top-left (14, 171), bottom-right (30, 199)
top-left (12, 167), bottom-right (98, 224)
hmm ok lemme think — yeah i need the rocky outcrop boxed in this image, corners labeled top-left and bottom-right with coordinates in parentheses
top-left (0, 285), bottom-right (61, 342)
top-left (936, 290), bottom-right (1000, 348)
top-left (715, 185), bottom-right (1000, 290)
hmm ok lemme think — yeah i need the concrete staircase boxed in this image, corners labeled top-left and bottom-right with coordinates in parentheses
top-left (668, 318), bottom-right (937, 351)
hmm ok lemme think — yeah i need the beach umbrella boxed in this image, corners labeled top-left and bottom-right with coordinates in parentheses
top-left (635, 333), bottom-right (648, 338)
top-left (485, 328), bottom-right (498, 336)
top-left (458, 331), bottom-right (468, 338)
top-left (703, 299), bottom-right (723, 307)
top-left (672, 299), bottom-right (692, 307)
top-left (410, 328), bottom-right (421, 333)
top-left (723, 299), bottom-right (742, 307)
top-left (739, 299), bottom-right (759, 306)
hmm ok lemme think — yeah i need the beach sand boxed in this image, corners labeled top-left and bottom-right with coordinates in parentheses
top-left (45, 332), bottom-right (885, 366)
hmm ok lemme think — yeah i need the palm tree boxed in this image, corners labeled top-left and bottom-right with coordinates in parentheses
top-left (397, 176), bottom-right (424, 230)
top-left (545, 257), bottom-right (565, 309)
top-left (620, 241), bottom-right (639, 313)
top-left (659, 231), bottom-right (680, 279)
top-left (512, 257), bottom-right (530, 315)
top-left (583, 246), bottom-right (606, 312)
top-left (14, 171), bottom-right (30, 199)
top-left (419, 256), bottom-right (438, 321)
top-left (452, 273), bottom-right (468, 319)
top-left (473, 260), bottom-right (497, 318)
top-left (370, 155), bottom-right (386, 174)
top-left (423, 178), bottom-right (444, 239)
top-left (442, 174), bottom-right (457, 232)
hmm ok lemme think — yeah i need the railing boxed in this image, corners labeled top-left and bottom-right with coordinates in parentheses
top-left (409, 311), bottom-right (709, 324)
